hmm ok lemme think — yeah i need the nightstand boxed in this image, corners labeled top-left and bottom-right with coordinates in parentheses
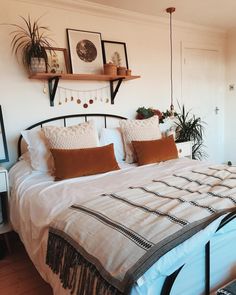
top-left (176, 141), bottom-right (192, 159)
top-left (0, 167), bottom-right (11, 253)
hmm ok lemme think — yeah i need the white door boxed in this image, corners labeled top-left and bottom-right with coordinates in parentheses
top-left (181, 45), bottom-right (224, 163)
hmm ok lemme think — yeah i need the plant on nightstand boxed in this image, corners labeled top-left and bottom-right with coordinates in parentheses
top-left (8, 15), bottom-right (54, 73)
top-left (175, 104), bottom-right (207, 160)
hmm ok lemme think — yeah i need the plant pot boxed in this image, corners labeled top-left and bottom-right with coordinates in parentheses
top-left (117, 66), bottom-right (126, 76)
top-left (30, 57), bottom-right (46, 73)
top-left (104, 63), bottom-right (117, 75)
top-left (126, 69), bottom-right (132, 76)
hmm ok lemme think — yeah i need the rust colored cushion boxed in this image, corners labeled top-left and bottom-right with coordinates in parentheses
top-left (51, 144), bottom-right (120, 180)
top-left (132, 136), bottom-right (178, 166)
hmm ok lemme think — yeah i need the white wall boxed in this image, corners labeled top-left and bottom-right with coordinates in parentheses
top-left (225, 29), bottom-right (236, 164)
top-left (0, 0), bottom-right (226, 168)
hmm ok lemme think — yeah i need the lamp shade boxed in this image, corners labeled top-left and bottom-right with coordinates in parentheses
top-left (0, 106), bottom-right (9, 163)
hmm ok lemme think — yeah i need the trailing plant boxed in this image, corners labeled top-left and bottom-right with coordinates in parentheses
top-left (136, 107), bottom-right (158, 120)
top-left (175, 104), bottom-right (207, 160)
top-left (136, 106), bottom-right (177, 123)
top-left (6, 15), bottom-right (54, 71)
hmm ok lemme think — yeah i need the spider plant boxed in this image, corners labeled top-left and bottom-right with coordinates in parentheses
top-left (175, 104), bottom-right (207, 160)
top-left (8, 15), bottom-right (54, 72)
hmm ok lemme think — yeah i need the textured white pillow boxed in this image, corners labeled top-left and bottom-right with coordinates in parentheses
top-left (22, 121), bottom-right (99, 173)
top-left (21, 129), bottom-right (54, 172)
top-left (43, 120), bottom-right (99, 149)
top-left (119, 116), bottom-right (162, 163)
top-left (99, 127), bottom-right (125, 162)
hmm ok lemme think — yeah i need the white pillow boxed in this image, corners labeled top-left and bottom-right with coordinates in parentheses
top-left (43, 121), bottom-right (99, 149)
top-left (99, 128), bottom-right (125, 162)
top-left (159, 117), bottom-right (176, 136)
top-left (119, 116), bottom-right (162, 163)
top-left (21, 129), bottom-right (54, 172)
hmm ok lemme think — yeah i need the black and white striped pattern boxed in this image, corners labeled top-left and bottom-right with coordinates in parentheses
top-left (131, 185), bottom-right (216, 214)
top-left (106, 192), bottom-right (188, 226)
top-left (71, 204), bottom-right (154, 250)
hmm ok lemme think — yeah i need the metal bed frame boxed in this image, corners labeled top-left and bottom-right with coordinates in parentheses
top-left (161, 211), bottom-right (236, 295)
top-left (17, 113), bottom-right (126, 157)
top-left (17, 113), bottom-right (236, 295)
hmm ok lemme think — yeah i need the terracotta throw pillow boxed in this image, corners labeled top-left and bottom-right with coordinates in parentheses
top-left (119, 116), bottom-right (162, 163)
top-left (51, 144), bottom-right (120, 180)
top-left (132, 136), bottom-right (178, 166)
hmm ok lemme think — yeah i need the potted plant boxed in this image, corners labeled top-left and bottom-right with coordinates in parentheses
top-left (136, 107), bottom-right (164, 122)
top-left (8, 16), bottom-right (54, 73)
top-left (136, 106), bottom-right (177, 123)
top-left (175, 104), bottom-right (207, 160)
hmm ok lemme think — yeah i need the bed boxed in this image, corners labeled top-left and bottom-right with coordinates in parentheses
top-left (9, 113), bottom-right (236, 295)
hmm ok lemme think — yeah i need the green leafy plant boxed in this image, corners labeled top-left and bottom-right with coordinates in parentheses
top-left (7, 15), bottom-right (54, 71)
top-left (136, 107), bottom-right (177, 123)
top-left (136, 107), bottom-right (157, 119)
top-left (175, 104), bottom-right (207, 160)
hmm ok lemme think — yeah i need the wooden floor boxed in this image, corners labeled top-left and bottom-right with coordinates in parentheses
top-left (0, 233), bottom-right (53, 295)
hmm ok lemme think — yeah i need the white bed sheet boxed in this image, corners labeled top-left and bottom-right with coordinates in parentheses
top-left (9, 158), bottom-right (235, 295)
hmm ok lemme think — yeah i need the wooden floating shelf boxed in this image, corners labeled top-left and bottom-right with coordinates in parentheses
top-left (29, 73), bottom-right (140, 82)
top-left (29, 73), bottom-right (141, 106)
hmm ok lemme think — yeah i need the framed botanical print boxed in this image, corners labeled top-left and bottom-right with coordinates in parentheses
top-left (102, 40), bottom-right (129, 69)
top-left (45, 47), bottom-right (70, 74)
top-left (66, 29), bottom-right (104, 74)
top-left (0, 106), bottom-right (8, 163)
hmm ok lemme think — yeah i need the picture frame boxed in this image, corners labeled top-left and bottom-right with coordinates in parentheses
top-left (102, 40), bottom-right (129, 69)
top-left (66, 29), bottom-right (104, 74)
top-left (45, 47), bottom-right (70, 74)
top-left (0, 106), bottom-right (9, 163)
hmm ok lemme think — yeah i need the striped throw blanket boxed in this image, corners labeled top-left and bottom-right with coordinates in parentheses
top-left (46, 165), bottom-right (236, 295)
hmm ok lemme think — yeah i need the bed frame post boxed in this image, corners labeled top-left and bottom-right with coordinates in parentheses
top-left (160, 266), bottom-right (183, 295)
top-left (205, 241), bottom-right (210, 295)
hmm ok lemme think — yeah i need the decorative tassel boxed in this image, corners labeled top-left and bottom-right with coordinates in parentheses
top-left (46, 231), bottom-right (123, 295)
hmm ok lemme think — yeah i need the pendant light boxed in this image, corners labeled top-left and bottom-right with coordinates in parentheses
top-left (166, 7), bottom-right (176, 117)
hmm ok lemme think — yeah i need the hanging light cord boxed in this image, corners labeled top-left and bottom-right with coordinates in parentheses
top-left (170, 10), bottom-right (173, 112)
top-left (166, 7), bottom-right (176, 114)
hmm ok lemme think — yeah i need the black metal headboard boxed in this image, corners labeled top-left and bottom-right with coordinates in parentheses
top-left (18, 113), bottom-right (127, 157)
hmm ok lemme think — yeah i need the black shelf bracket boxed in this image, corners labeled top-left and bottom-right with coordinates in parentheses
top-left (110, 78), bottom-right (124, 104)
top-left (48, 76), bottom-right (60, 106)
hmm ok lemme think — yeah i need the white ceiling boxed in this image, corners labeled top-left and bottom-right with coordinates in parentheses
top-left (86, 0), bottom-right (236, 31)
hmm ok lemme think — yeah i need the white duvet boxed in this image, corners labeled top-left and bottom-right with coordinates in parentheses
top-left (9, 158), bottom-right (230, 295)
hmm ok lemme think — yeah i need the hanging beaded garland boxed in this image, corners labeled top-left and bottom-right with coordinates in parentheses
top-left (70, 89), bottom-right (74, 102)
top-left (58, 88), bottom-right (62, 105)
top-left (56, 85), bottom-right (110, 107)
